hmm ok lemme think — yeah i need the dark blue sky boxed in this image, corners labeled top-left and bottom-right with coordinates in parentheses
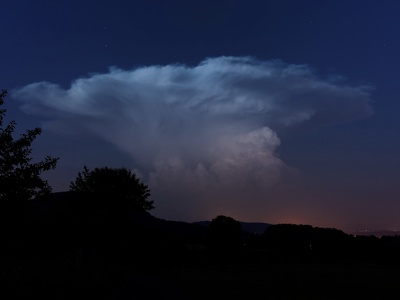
top-left (2, 0), bottom-right (400, 231)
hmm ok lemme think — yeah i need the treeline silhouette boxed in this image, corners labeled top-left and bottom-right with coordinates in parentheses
top-left (2, 191), bottom-right (400, 298)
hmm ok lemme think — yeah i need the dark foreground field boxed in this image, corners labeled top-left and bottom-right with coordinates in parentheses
top-left (113, 261), bottom-right (400, 300)
top-left (3, 250), bottom-right (400, 299)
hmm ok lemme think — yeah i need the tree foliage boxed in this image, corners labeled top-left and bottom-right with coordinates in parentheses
top-left (69, 166), bottom-right (154, 211)
top-left (0, 89), bottom-right (58, 202)
top-left (207, 215), bottom-right (242, 256)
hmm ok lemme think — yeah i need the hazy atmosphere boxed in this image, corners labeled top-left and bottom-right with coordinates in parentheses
top-left (3, 0), bottom-right (400, 231)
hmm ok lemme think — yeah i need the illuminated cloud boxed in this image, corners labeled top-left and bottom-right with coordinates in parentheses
top-left (13, 56), bottom-right (373, 220)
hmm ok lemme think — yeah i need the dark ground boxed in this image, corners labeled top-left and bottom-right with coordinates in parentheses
top-left (112, 261), bottom-right (400, 300)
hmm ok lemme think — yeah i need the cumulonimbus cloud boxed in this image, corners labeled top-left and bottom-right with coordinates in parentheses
top-left (13, 56), bottom-right (373, 220)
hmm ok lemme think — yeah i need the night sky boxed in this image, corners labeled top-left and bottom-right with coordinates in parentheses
top-left (2, 0), bottom-right (400, 232)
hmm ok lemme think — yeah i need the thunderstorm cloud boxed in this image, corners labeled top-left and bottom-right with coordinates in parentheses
top-left (13, 56), bottom-right (373, 220)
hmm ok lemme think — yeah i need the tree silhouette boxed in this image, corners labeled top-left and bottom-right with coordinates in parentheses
top-left (70, 166), bottom-right (154, 211)
top-left (0, 89), bottom-right (58, 204)
top-left (207, 215), bottom-right (242, 263)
